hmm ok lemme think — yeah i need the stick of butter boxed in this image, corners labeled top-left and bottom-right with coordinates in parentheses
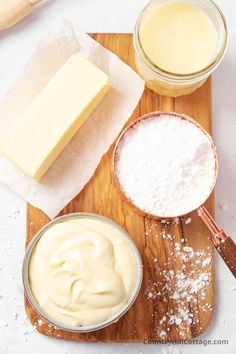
top-left (0, 55), bottom-right (110, 181)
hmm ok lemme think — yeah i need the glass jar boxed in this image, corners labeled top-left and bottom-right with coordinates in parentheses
top-left (133, 0), bottom-right (228, 97)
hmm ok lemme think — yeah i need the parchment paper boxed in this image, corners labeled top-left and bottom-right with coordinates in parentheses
top-left (0, 19), bottom-right (144, 219)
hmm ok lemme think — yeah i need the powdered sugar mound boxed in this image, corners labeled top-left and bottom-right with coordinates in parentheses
top-left (115, 115), bottom-right (216, 217)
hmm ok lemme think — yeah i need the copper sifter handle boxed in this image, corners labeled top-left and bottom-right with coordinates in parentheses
top-left (197, 206), bottom-right (236, 278)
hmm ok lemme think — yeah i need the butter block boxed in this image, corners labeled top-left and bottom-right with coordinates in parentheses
top-left (1, 55), bottom-right (110, 181)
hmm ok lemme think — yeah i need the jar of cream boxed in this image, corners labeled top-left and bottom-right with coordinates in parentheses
top-left (134, 0), bottom-right (227, 97)
top-left (23, 213), bottom-right (143, 333)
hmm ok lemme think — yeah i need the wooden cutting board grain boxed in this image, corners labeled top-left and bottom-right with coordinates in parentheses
top-left (25, 33), bottom-right (215, 342)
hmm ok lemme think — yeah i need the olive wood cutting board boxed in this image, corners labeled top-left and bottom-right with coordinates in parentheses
top-left (25, 33), bottom-right (215, 342)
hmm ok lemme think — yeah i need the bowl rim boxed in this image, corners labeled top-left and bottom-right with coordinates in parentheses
top-left (112, 111), bottom-right (218, 219)
top-left (22, 212), bottom-right (143, 333)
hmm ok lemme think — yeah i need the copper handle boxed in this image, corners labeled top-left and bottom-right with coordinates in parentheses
top-left (197, 206), bottom-right (236, 278)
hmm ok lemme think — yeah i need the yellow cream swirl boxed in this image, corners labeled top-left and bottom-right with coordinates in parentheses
top-left (29, 217), bottom-right (138, 327)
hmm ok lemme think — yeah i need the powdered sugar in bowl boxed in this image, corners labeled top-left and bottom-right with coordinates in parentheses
top-left (113, 112), bottom-right (217, 218)
top-left (113, 112), bottom-right (236, 278)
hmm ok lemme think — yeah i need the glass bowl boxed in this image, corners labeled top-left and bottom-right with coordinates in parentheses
top-left (22, 212), bottom-right (143, 333)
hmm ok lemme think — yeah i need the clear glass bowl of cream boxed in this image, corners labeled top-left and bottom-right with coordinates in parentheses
top-left (134, 0), bottom-right (227, 97)
top-left (22, 213), bottom-right (143, 333)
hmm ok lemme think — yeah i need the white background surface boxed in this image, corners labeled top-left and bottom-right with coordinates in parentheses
top-left (0, 0), bottom-right (235, 353)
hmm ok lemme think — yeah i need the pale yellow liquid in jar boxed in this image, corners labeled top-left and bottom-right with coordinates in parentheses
top-left (140, 1), bottom-right (218, 75)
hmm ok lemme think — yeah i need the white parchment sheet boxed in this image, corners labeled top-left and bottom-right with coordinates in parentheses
top-left (0, 19), bottom-right (144, 218)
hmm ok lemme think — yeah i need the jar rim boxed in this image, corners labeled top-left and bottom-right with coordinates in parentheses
top-left (134, 0), bottom-right (228, 82)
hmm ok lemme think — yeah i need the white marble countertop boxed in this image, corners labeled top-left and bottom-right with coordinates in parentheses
top-left (0, 1), bottom-right (235, 353)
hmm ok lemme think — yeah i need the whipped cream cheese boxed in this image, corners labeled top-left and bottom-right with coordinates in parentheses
top-left (29, 216), bottom-right (139, 327)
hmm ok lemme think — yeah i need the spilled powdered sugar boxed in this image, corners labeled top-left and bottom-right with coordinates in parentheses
top-left (144, 218), bottom-right (213, 339)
